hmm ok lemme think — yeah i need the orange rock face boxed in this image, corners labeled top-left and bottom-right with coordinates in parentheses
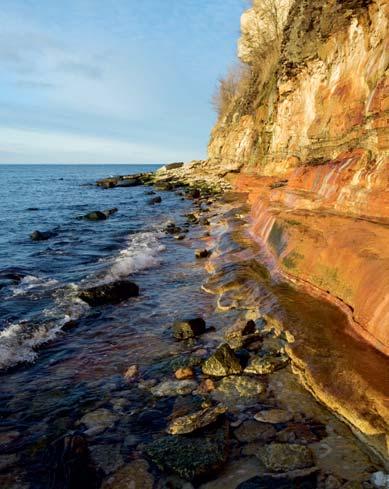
top-left (208, 0), bottom-right (389, 356)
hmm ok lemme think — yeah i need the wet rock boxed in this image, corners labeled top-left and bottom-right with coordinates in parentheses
top-left (115, 178), bottom-right (140, 188)
top-left (167, 406), bottom-right (227, 435)
top-left (259, 443), bottom-right (314, 473)
top-left (173, 318), bottom-right (206, 340)
top-left (83, 211), bottom-right (107, 221)
top-left (236, 473), bottom-right (318, 489)
top-left (79, 408), bottom-right (119, 435)
top-left (30, 230), bottom-right (56, 241)
top-left (195, 249), bottom-right (212, 259)
top-left (186, 213), bottom-right (199, 224)
top-left (89, 444), bottom-right (123, 475)
top-left (213, 375), bottom-right (266, 403)
top-left (79, 280), bottom-right (139, 306)
top-left (254, 409), bottom-right (293, 424)
top-left (144, 422), bottom-right (229, 481)
top-left (150, 379), bottom-right (197, 397)
top-left (123, 364), bottom-right (138, 380)
top-left (175, 234), bottom-right (186, 240)
top-left (27, 207), bottom-right (39, 211)
top-left (325, 475), bottom-right (343, 489)
top-left (187, 188), bottom-right (201, 199)
top-left (147, 196), bottom-right (162, 205)
top-left (244, 352), bottom-right (289, 375)
top-left (101, 459), bottom-right (154, 489)
top-left (235, 420), bottom-right (277, 443)
top-left (144, 190), bottom-right (156, 195)
top-left (0, 431), bottom-right (20, 446)
top-left (175, 367), bottom-right (194, 379)
top-left (50, 433), bottom-right (101, 489)
top-left (165, 222), bottom-right (182, 235)
top-left (202, 344), bottom-right (242, 377)
top-left (102, 208), bottom-right (118, 217)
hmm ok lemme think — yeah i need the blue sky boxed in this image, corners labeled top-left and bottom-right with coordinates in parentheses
top-left (0, 0), bottom-right (247, 164)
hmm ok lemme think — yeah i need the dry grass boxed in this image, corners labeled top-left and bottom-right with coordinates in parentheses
top-left (212, 0), bottom-right (290, 119)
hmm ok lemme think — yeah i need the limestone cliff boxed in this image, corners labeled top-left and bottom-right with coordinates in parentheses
top-left (208, 0), bottom-right (389, 356)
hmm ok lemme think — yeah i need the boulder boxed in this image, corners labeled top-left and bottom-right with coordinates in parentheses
top-left (30, 230), bottom-right (56, 241)
top-left (79, 280), bottom-right (139, 306)
top-left (212, 376), bottom-right (266, 405)
top-left (167, 405), bottom-right (227, 435)
top-left (173, 318), bottom-right (206, 339)
top-left (259, 443), bottom-right (314, 473)
top-left (147, 196), bottom-right (162, 205)
top-left (202, 344), bottom-right (242, 377)
top-left (144, 422), bottom-right (229, 481)
top-left (83, 211), bottom-right (107, 221)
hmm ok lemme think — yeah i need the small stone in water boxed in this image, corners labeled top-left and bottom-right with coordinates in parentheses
top-left (259, 443), bottom-right (314, 473)
top-left (150, 379), bottom-right (197, 397)
top-left (167, 405), bottom-right (227, 435)
top-left (254, 409), bottom-right (293, 424)
top-left (195, 249), bottom-right (212, 259)
top-left (175, 367), bottom-right (194, 380)
top-left (123, 365), bottom-right (138, 380)
top-left (370, 471), bottom-right (389, 488)
top-left (101, 459), bottom-right (154, 489)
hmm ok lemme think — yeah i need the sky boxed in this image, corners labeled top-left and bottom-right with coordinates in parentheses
top-left (0, 0), bottom-right (247, 164)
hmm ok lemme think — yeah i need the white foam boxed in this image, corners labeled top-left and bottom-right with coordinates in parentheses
top-left (105, 231), bottom-right (165, 281)
top-left (9, 274), bottom-right (60, 297)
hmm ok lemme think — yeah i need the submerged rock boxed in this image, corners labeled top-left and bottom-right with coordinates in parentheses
top-left (234, 420), bottom-right (276, 443)
top-left (101, 459), bottom-right (154, 489)
top-left (167, 405), bottom-right (227, 435)
top-left (102, 208), bottom-right (118, 217)
top-left (79, 280), bottom-right (139, 306)
top-left (173, 318), bottom-right (206, 340)
top-left (150, 379), bottom-right (197, 397)
top-left (254, 409), bottom-right (293, 424)
top-left (145, 422), bottom-right (229, 481)
top-left (79, 408), bottom-right (119, 435)
top-left (83, 211), bottom-right (107, 221)
top-left (30, 230), bottom-right (56, 241)
top-left (147, 196), bottom-right (162, 205)
top-left (89, 444), bottom-right (123, 476)
top-left (259, 443), bottom-right (314, 473)
top-left (202, 344), bottom-right (242, 377)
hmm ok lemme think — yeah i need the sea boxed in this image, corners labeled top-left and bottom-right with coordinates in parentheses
top-left (0, 164), bottom-right (227, 487)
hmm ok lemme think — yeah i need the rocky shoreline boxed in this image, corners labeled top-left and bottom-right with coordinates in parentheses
top-left (54, 165), bottom-right (387, 489)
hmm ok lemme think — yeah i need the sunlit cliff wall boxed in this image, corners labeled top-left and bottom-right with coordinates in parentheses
top-left (208, 0), bottom-right (389, 354)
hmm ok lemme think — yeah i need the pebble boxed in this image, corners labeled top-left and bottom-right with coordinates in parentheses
top-left (175, 367), bottom-right (194, 380)
top-left (371, 472), bottom-right (389, 488)
top-left (150, 379), bottom-right (197, 397)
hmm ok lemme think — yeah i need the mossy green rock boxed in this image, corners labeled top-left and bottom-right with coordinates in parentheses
top-left (202, 344), bottom-right (242, 377)
top-left (144, 422), bottom-right (229, 481)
